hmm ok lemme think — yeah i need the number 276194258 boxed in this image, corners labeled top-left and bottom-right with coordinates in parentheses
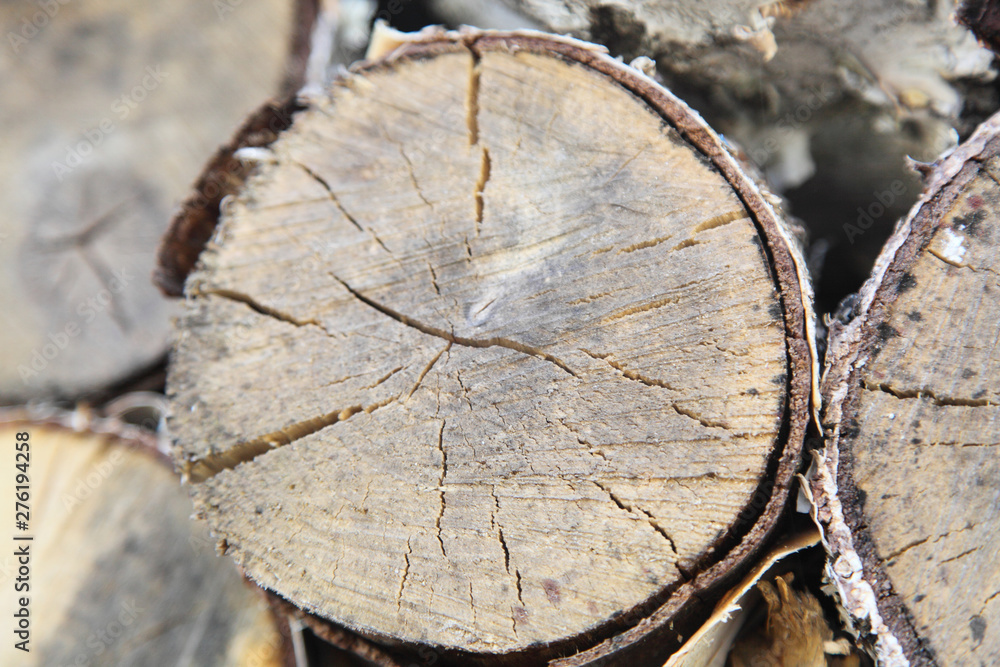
top-left (15, 432), bottom-right (29, 532)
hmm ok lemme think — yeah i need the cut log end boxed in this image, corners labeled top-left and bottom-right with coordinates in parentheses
top-left (0, 0), bottom-right (302, 402)
top-left (817, 112), bottom-right (1000, 666)
top-left (0, 415), bottom-right (289, 666)
top-left (163, 30), bottom-right (813, 664)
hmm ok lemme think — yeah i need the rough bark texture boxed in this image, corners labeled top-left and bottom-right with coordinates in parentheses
top-left (163, 30), bottom-right (816, 665)
top-left (497, 0), bottom-right (991, 121)
top-left (813, 112), bottom-right (1000, 666)
top-left (0, 412), bottom-right (290, 666)
top-left (0, 0), bottom-right (300, 402)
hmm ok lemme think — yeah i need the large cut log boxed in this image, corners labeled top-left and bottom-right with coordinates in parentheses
top-left (0, 0), bottom-right (307, 402)
top-left (814, 111), bottom-right (1000, 666)
top-left (0, 410), bottom-right (290, 666)
top-left (162, 29), bottom-right (817, 665)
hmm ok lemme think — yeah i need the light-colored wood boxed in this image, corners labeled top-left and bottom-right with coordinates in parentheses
top-left (166, 31), bottom-right (813, 662)
top-left (0, 416), bottom-right (287, 666)
top-left (0, 0), bottom-right (296, 401)
top-left (815, 112), bottom-right (1000, 666)
top-left (499, 0), bottom-right (990, 316)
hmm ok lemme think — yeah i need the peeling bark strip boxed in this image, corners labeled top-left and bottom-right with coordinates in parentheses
top-left (816, 112), bottom-right (1000, 667)
top-left (164, 30), bottom-right (814, 666)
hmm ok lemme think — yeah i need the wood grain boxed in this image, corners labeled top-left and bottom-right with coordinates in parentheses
top-left (165, 31), bottom-right (814, 664)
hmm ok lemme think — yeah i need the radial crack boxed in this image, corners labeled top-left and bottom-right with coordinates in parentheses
top-left (567, 291), bottom-right (614, 305)
top-left (183, 399), bottom-right (394, 483)
top-left (292, 160), bottom-right (393, 252)
top-left (691, 209), bottom-right (749, 233)
top-left (927, 246), bottom-right (969, 269)
top-left (884, 535), bottom-right (930, 562)
top-left (602, 293), bottom-right (684, 324)
top-left (671, 238), bottom-right (704, 252)
top-left (939, 547), bottom-right (977, 565)
top-left (580, 348), bottom-right (676, 390)
top-left (980, 588), bottom-right (1000, 615)
top-left (474, 147), bottom-right (491, 237)
top-left (671, 403), bottom-right (731, 430)
top-left (407, 344), bottom-right (451, 400)
top-left (466, 49), bottom-right (481, 146)
top-left (863, 379), bottom-right (994, 407)
top-left (618, 233), bottom-right (676, 254)
top-left (491, 486), bottom-right (513, 576)
top-left (884, 522), bottom-right (978, 561)
top-left (631, 503), bottom-right (679, 555)
top-left (602, 143), bottom-right (651, 187)
top-left (469, 582), bottom-right (478, 627)
top-left (37, 200), bottom-right (129, 250)
top-left (293, 161), bottom-right (365, 233)
top-left (427, 262), bottom-right (442, 295)
top-left (591, 481), bottom-right (678, 555)
top-left (365, 366), bottom-right (406, 389)
top-left (79, 247), bottom-right (131, 332)
top-left (615, 206), bottom-right (744, 254)
top-left (201, 287), bottom-right (322, 329)
top-left (398, 538), bottom-right (412, 612)
top-left (579, 349), bottom-right (730, 429)
top-left (330, 273), bottom-right (577, 376)
top-left (434, 419), bottom-right (448, 558)
top-left (396, 143), bottom-right (434, 209)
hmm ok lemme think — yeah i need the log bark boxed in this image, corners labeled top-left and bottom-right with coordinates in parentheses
top-left (161, 29), bottom-right (816, 665)
top-left (0, 410), bottom-right (290, 666)
top-left (813, 111), bottom-right (1000, 666)
top-left (494, 0), bottom-right (991, 132)
top-left (0, 0), bottom-right (305, 402)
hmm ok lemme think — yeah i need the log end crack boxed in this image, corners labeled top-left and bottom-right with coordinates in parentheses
top-left (862, 379), bottom-right (994, 407)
